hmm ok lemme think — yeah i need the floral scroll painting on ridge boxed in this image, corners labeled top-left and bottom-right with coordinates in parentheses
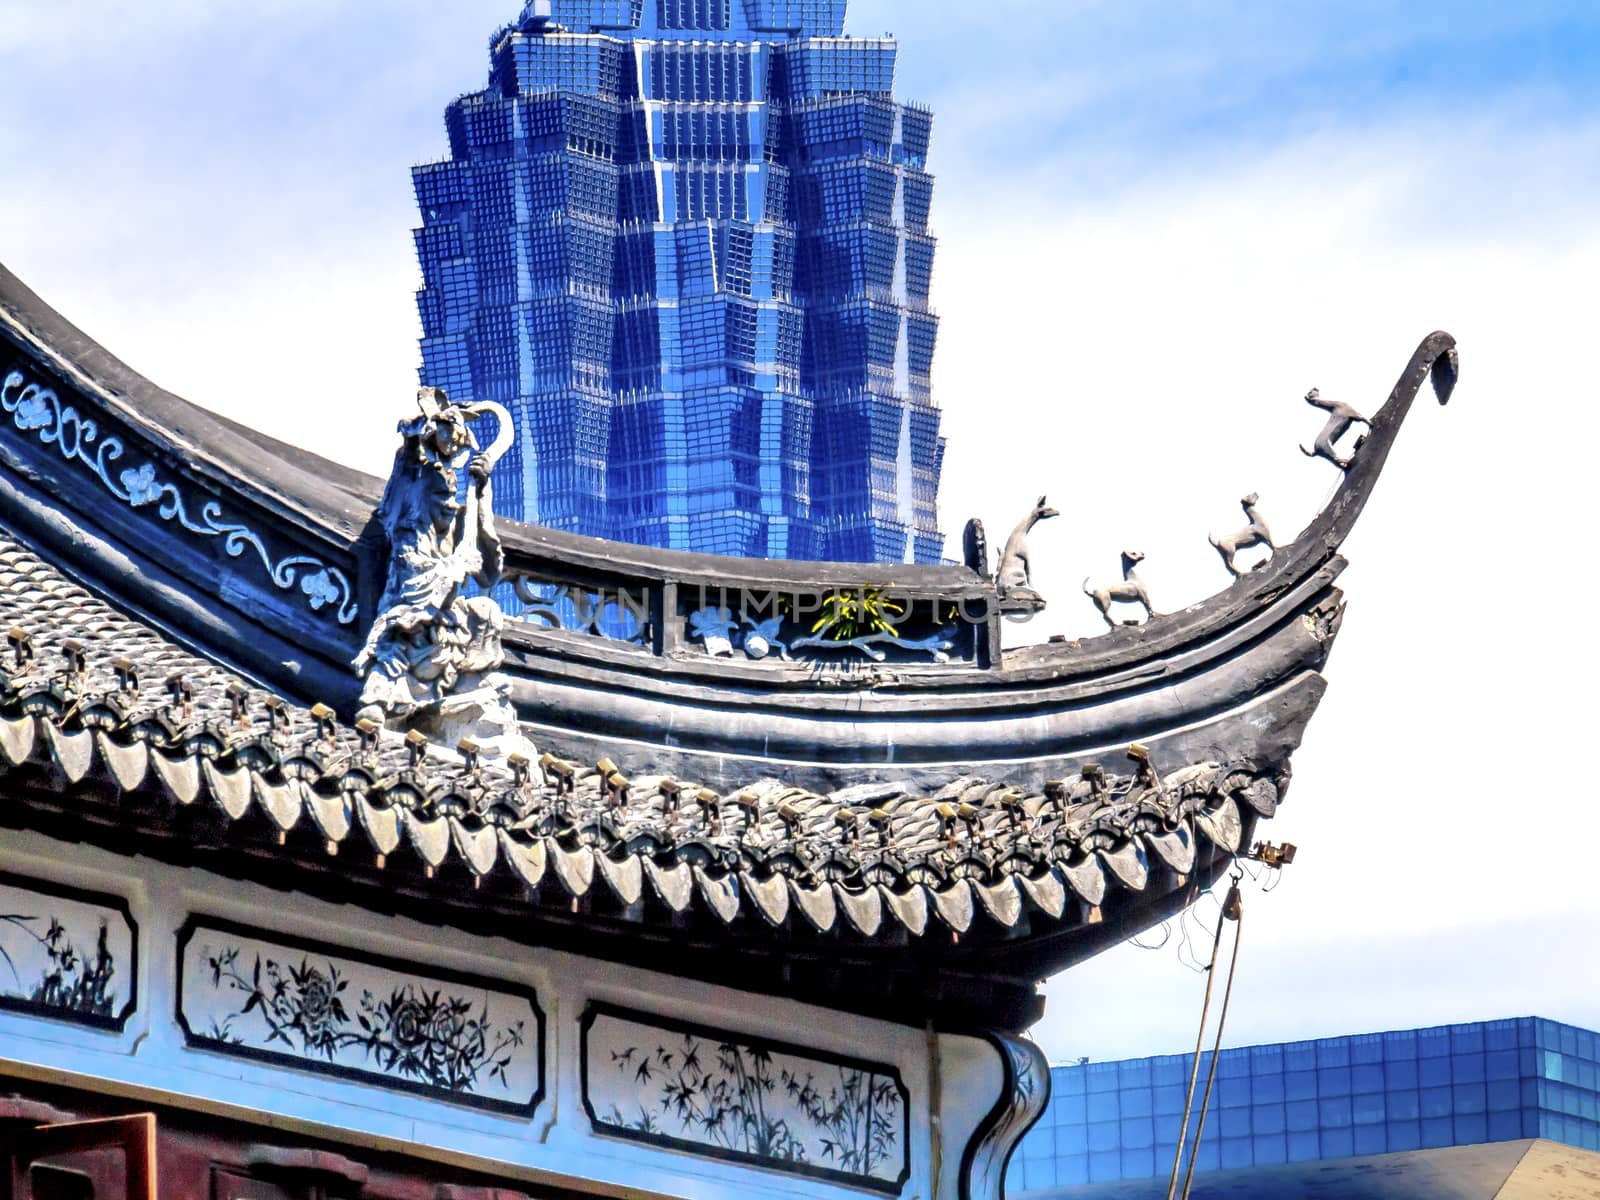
top-left (581, 1004), bottom-right (909, 1192)
top-left (0, 873), bottom-right (135, 1031)
top-left (176, 919), bottom-right (543, 1115)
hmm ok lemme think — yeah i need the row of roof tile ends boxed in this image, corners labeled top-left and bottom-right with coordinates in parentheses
top-left (0, 529), bottom-right (1275, 942)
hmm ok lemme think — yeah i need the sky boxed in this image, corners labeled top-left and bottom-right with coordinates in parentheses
top-left (3, 2), bottom-right (1598, 1066)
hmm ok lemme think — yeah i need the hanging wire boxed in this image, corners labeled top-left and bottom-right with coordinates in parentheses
top-left (1176, 890), bottom-right (1222, 974)
top-left (1179, 875), bottom-right (1246, 1200)
top-left (1131, 920), bottom-right (1173, 951)
top-left (1175, 904), bottom-right (1206, 974)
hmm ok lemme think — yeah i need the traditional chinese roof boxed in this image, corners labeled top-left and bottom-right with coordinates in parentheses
top-left (0, 521), bottom-right (1275, 1029)
top-left (0, 261), bottom-right (1457, 1030)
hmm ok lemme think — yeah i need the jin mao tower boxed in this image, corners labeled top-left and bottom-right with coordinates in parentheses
top-left (413, 0), bottom-right (944, 561)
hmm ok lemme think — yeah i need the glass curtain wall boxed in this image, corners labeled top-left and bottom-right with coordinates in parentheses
top-left (414, 0), bottom-right (944, 562)
top-left (1008, 1018), bottom-right (1600, 1193)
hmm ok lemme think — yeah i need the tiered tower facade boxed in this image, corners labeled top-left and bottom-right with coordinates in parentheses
top-left (413, 0), bottom-right (943, 561)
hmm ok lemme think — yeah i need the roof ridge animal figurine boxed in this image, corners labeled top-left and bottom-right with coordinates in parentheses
top-left (1209, 493), bottom-right (1273, 578)
top-left (1084, 550), bottom-right (1156, 629)
top-left (996, 495), bottom-right (1058, 604)
top-left (1298, 387), bottom-right (1370, 471)
top-left (962, 517), bottom-right (990, 579)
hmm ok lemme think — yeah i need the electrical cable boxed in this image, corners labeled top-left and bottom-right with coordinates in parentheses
top-left (1180, 878), bottom-right (1245, 1200)
top-left (1131, 920), bottom-right (1173, 951)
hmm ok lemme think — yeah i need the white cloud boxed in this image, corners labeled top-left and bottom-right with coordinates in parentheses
top-left (927, 119), bottom-right (1600, 1054)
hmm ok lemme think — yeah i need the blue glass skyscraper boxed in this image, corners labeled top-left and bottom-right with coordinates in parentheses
top-left (414, 0), bottom-right (944, 562)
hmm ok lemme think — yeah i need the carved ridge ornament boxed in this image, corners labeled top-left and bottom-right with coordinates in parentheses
top-left (176, 917), bottom-right (545, 1115)
top-left (0, 871), bottom-right (137, 1032)
top-left (581, 1002), bottom-right (911, 1193)
top-left (1, 369), bottom-right (358, 624)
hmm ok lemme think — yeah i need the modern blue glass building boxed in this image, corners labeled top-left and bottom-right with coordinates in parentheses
top-left (1008, 1017), bottom-right (1600, 1195)
top-left (414, 0), bottom-right (944, 562)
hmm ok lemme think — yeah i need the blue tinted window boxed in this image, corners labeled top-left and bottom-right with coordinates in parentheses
top-left (1387, 1059), bottom-right (1419, 1089)
top-left (1252, 1073), bottom-right (1285, 1104)
top-left (1287, 1099), bottom-right (1318, 1132)
top-left (1088, 1148), bottom-right (1122, 1181)
top-left (1349, 1035), bottom-right (1384, 1065)
top-left (1485, 1021), bottom-right (1519, 1051)
top-left (1486, 1079), bottom-right (1520, 1112)
top-left (1252, 1104), bottom-right (1286, 1135)
top-left (1316, 1039), bottom-right (1351, 1068)
top-left (1384, 1030), bottom-right (1418, 1060)
top-left (1088, 1062), bottom-right (1121, 1093)
top-left (1119, 1146), bottom-right (1155, 1178)
top-left (1253, 1131), bottom-right (1288, 1163)
top-left (1387, 1118), bottom-right (1422, 1150)
top-left (1421, 1116), bottom-right (1454, 1147)
top-left (1119, 1118), bottom-right (1154, 1150)
top-left (1251, 1045), bottom-right (1284, 1073)
top-left (1220, 1077), bottom-right (1252, 1108)
top-left (1455, 1112), bottom-right (1488, 1143)
top-left (1286, 1070), bottom-right (1318, 1100)
top-left (1219, 1136), bottom-right (1253, 1169)
top-left (1219, 1107), bottom-right (1251, 1137)
top-left (1319, 1066), bottom-right (1352, 1096)
top-left (1454, 1082), bottom-right (1487, 1114)
top-left (1056, 1124), bottom-right (1088, 1155)
top-left (1419, 1028), bottom-right (1451, 1058)
top-left (1057, 1154), bottom-right (1089, 1186)
top-left (1421, 1086), bottom-right (1452, 1118)
top-left (1287, 1130), bottom-right (1319, 1161)
top-left (1353, 1124), bottom-right (1387, 1155)
top-left (1454, 1053), bottom-right (1486, 1083)
top-left (1486, 1049), bottom-right (1519, 1080)
top-left (1119, 1059), bottom-right (1153, 1088)
top-left (1153, 1057), bottom-right (1186, 1086)
top-left (1319, 1096), bottom-right (1352, 1128)
top-left (1321, 1127), bottom-right (1354, 1158)
top-left (1154, 1085), bottom-right (1187, 1116)
top-left (1388, 1089), bottom-right (1421, 1120)
top-left (1352, 1063), bottom-right (1384, 1093)
top-left (1088, 1120), bottom-right (1120, 1152)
